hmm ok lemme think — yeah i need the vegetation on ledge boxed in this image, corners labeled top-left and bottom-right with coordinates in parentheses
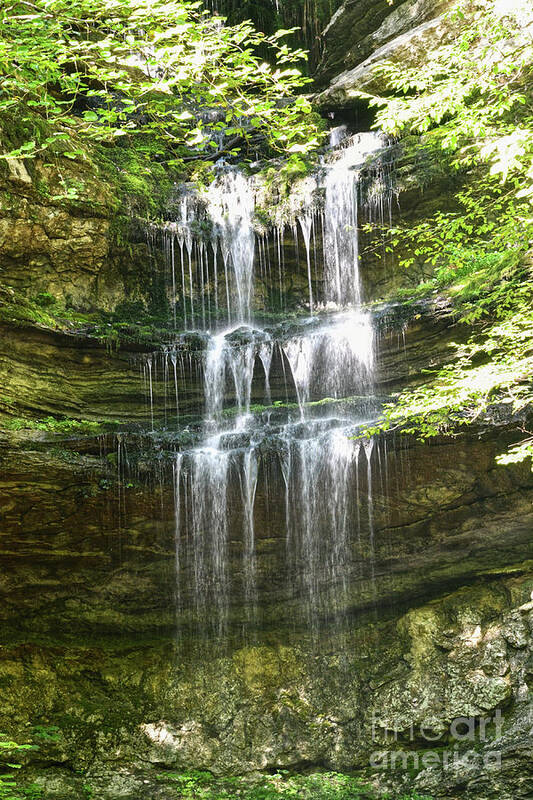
top-left (0, 286), bottom-right (183, 350)
top-left (151, 770), bottom-right (430, 800)
top-left (0, 416), bottom-right (120, 435)
top-left (358, 0), bottom-right (533, 469)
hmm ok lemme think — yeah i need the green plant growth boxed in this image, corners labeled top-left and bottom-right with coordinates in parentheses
top-left (30, 727), bottom-right (61, 744)
top-left (154, 769), bottom-right (432, 799)
top-left (0, 0), bottom-right (324, 170)
top-left (0, 285), bottom-right (185, 349)
top-left (1, 416), bottom-right (120, 434)
top-left (20, 786), bottom-right (42, 800)
top-left (355, 0), bottom-right (533, 468)
top-left (0, 734), bottom-right (37, 800)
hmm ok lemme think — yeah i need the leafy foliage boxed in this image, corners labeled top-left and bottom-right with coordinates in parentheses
top-left (359, 0), bottom-right (533, 467)
top-left (0, 735), bottom-right (36, 800)
top-left (370, 0), bottom-right (533, 187)
top-left (365, 0), bottom-right (533, 292)
top-left (365, 304), bottom-right (533, 439)
top-left (154, 769), bottom-right (431, 800)
top-left (0, 0), bottom-right (324, 167)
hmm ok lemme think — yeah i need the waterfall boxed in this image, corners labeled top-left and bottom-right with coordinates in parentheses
top-left (284, 426), bottom-right (359, 626)
top-left (258, 341), bottom-right (273, 405)
top-left (323, 133), bottom-right (386, 306)
top-left (148, 131), bottom-right (393, 324)
top-left (329, 124), bottom-right (348, 148)
top-left (136, 129), bottom-right (397, 637)
top-left (174, 446), bottom-right (231, 632)
top-left (208, 170), bottom-right (256, 323)
top-left (136, 341), bottom-right (204, 429)
top-left (167, 312), bottom-right (378, 634)
top-left (203, 326), bottom-right (272, 428)
top-left (282, 311), bottom-right (374, 412)
top-left (149, 169), bottom-right (256, 329)
top-left (204, 332), bottom-right (229, 426)
top-left (240, 446), bottom-right (259, 621)
top-left (298, 212), bottom-right (315, 313)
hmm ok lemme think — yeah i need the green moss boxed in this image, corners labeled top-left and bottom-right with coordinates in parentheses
top-left (0, 109), bottom-right (53, 156)
top-left (1, 415), bottom-right (120, 434)
top-left (0, 286), bottom-right (60, 329)
top-left (31, 725), bottom-right (61, 743)
top-left (0, 284), bottom-right (183, 349)
top-left (34, 292), bottom-right (57, 309)
top-left (224, 395), bottom-right (373, 419)
top-left (94, 140), bottom-right (179, 223)
top-left (34, 177), bottom-right (51, 199)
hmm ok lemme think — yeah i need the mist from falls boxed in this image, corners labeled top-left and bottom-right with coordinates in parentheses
top-left (141, 131), bottom-right (396, 637)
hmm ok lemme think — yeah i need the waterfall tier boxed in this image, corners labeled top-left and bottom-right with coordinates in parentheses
top-left (138, 311), bottom-right (378, 429)
top-left (171, 420), bottom-right (382, 634)
top-left (134, 307), bottom-right (382, 636)
top-left (148, 132), bottom-right (396, 329)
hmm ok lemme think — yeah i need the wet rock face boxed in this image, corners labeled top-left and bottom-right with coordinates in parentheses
top-left (2, 575), bottom-right (533, 799)
top-left (370, 587), bottom-right (533, 800)
top-left (0, 408), bottom-right (532, 798)
top-left (0, 299), bottom-right (454, 424)
top-left (0, 128), bottom-right (454, 325)
top-left (0, 324), bottom-right (148, 422)
top-left (0, 156), bottom-right (152, 310)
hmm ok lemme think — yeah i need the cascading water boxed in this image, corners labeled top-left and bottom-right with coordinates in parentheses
top-left (323, 133), bottom-right (386, 306)
top-left (149, 168), bottom-right (256, 330)
top-left (168, 337), bottom-right (378, 636)
top-left (284, 427), bottom-right (361, 627)
top-left (208, 170), bottom-right (255, 324)
top-left (329, 124), bottom-right (348, 148)
top-left (149, 131), bottom-right (392, 327)
top-left (174, 447), bottom-right (231, 633)
top-left (282, 311), bottom-right (374, 413)
top-left (139, 131), bottom-right (397, 638)
top-left (203, 327), bottom-right (273, 428)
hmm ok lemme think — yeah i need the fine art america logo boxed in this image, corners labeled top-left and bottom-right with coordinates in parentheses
top-left (369, 710), bottom-right (504, 771)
